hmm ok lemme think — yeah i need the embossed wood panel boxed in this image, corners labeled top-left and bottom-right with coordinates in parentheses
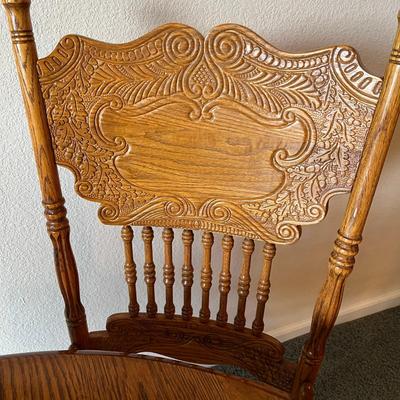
top-left (37, 24), bottom-right (382, 243)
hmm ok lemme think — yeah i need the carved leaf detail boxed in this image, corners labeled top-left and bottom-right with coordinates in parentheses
top-left (41, 43), bottom-right (155, 214)
top-left (89, 61), bottom-right (187, 104)
top-left (220, 65), bottom-right (321, 113)
top-left (37, 25), bottom-right (381, 243)
top-left (243, 76), bottom-right (375, 236)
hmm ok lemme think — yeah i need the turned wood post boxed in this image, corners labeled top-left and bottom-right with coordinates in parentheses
top-left (121, 226), bottom-right (139, 317)
top-left (294, 15), bottom-right (400, 400)
top-left (142, 226), bottom-right (157, 317)
top-left (234, 238), bottom-right (255, 331)
top-left (162, 227), bottom-right (175, 319)
top-left (251, 242), bottom-right (275, 336)
top-left (181, 229), bottom-right (194, 321)
top-left (216, 235), bottom-right (234, 326)
top-left (2, 0), bottom-right (89, 346)
top-left (199, 231), bottom-right (214, 323)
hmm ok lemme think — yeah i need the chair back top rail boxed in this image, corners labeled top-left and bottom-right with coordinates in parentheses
top-left (34, 22), bottom-right (382, 244)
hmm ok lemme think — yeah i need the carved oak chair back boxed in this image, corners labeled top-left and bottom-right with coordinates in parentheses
top-left (3, 1), bottom-right (400, 399)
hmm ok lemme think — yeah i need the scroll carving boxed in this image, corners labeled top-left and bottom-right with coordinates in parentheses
top-left (37, 24), bottom-right (381, 243)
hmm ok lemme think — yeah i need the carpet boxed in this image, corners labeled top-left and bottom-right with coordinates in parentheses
top-left (215, 306), bottom-right (399, 399)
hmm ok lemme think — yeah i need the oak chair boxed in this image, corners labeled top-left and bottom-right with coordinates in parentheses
top-left (2, 0), bottom-right (400, 398)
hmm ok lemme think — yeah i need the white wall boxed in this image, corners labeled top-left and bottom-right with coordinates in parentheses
top-left (0, 0), bottom-right (399, 354)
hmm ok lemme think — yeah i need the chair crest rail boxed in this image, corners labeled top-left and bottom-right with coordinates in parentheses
top-left (36, 23), bottom-right (382, 244)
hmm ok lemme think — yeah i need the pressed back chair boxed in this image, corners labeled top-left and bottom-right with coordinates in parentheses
top-left (2, 0), bottom-right (400, 399)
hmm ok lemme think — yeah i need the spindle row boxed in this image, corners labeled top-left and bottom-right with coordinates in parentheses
top-left (120, 226), bottom-right (276, 336)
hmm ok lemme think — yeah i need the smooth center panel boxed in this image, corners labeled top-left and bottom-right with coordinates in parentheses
top-left (100, 102), bottom-right (306, 201)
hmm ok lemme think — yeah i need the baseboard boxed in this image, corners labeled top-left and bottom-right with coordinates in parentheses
top-left (267, 288), bottom-right (400, 342)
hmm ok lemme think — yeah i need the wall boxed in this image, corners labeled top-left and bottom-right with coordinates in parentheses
top-left (0, 0), bottom-right (399, 354)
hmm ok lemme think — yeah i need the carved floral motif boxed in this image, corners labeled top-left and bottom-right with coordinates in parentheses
top-left (37, 24), bottom-right (381, 243)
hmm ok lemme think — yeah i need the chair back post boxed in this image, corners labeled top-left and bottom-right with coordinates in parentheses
top-left (294, 14), bottom-right (400, 399)
top-left (2, 0), bottom-right (88, 347)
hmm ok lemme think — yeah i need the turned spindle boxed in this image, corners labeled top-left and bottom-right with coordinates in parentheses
top-left (199, 231), bottom-right (214, 323)
top-left (216, 235), bottom-right (234, 326)
top-left (252, 242), bottom-right (276, 336)
top-left (181, 229), bottom-right (194, 321)
top-left (121, 226), bottom-right (139, 317)
top-left (142, 226), bottom-right (157, 318)
top-left (234, 238), bottom-right (255, 331)
top-left (162, 228), bottom-right (175, 319)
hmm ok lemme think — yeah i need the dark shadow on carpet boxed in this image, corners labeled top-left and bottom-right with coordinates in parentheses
top-left (214, 306), bottom-right (400, 399)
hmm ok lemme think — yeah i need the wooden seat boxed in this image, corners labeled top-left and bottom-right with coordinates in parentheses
top-left (2, 0), bottom-right (400, 399)
top-left (0, 351), bottom-right (290, 400)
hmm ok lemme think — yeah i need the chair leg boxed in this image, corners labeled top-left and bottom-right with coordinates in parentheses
top-left (292, 231), bottom-right (360, 399)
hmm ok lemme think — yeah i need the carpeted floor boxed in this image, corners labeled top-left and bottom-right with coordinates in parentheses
top-left (215, 306), bottom-right (399, 399)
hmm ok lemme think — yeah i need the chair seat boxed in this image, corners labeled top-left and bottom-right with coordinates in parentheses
top-left (0, 351), bottom-right (290, 399)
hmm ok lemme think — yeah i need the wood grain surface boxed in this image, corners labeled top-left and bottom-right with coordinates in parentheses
top-left (0, 351), bottom-right (289, 400)
top-left (92, 313), bottom-right (297, 392)
top-left (36, 24), bottom-right (382, 244)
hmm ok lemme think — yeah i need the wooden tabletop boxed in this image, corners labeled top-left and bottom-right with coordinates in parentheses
top-left (0, 351), bottom-right (290, 399)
